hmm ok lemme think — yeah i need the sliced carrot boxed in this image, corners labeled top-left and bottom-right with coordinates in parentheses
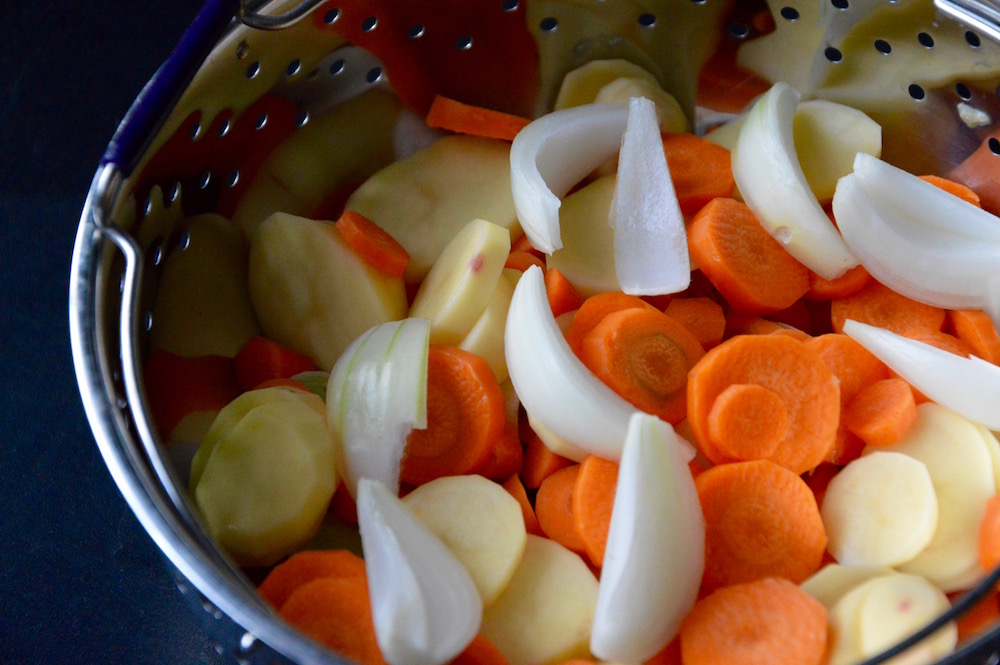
top-left (501, 473), bottom-right (543, 536)
top-left (679, 577), bottom-right (828, 665)
top-left (695, 460), bottom-right (827, 592)
top-left (504, 249), bottom-right (547, 273)
top-left (278, 576), bottom-right (387, 665)
top-left (579, 307), bottom-right (705, 424)
top-left (510, 232), bottom-right (543, 258)
top-left (572, 455), bottom-right (619, 568)
top-left (706, 383), bottom-right (788, 462)
top-left (661, 132), bottom-right (736, 215)
top-left (830, 280), bottom-right (946, 336)
top-left (475, 423), bottom-right (525, 482)
top-left (335, 209), bottom-right (410, 278)
top-left (519, 426), bottom-right (574, 489)
top-left (545, 267), bottom-right (585, 318)
top-left (947, 127), bottom-right (1000, 216)
top-left (233, 336), bottom-right (319, 393)
top-left (920, 174), bottom-right (982, 207)
top-left (452, 634), bottom-right (511, 665)
top-left (401, 345), bottom-right (505, 486)
top-left (955, 591), bottom-right (1000, 642)
top-left (565, 291), bottom-right (658, 356)
top-left (949, 309), bottom-right (1000, 364)
top-left (425, 94), bottom-right (531, 142)
top-left (842, 377), bottom-right (917, 448)
top-left (905, 328), bottom-right (975, 357)
top-left (258, 549), bottom-right (366, 609)
top-left (143, 350), bottom-right (241, 439)
top-left (534, 464), bottom-right (585, 553)
top-left (979, 494), bottom-right (1000, 572)
top-left (802, 333), bottom-right (891, 404)
top-left (687, 334), bottom-right (840, 474)
top-left (663, 297), bottom-right (726, 349)
top-left (687, 198), bottom-right (811, 314)
top-left (805, 263), bottom-right (871, 301)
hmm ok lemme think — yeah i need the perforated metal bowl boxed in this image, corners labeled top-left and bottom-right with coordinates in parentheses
top-left (69, 1), bottom-right (1000, 662)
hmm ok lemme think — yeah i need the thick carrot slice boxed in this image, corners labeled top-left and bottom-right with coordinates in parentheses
top-left (695, 460), bottom-right (827, 592)
top-left (687, 198), bottom-right (810, 314)
top-left (687, 334), bottom-right (839, 473)
top-left (233, 336), bottom-right (319, 392)
top-left (661, 133), bottom-right (736, 215)
top-left (501, 473), bottom-right (543, 536)
top-left (401, 345), bottom-right (505, 486)
top-left (565, 292), bottom-right (657, 356)
top-left (504, 249), bottom-right (547, 273)
top-left (519, 426), bottom-right (574, 489)
top-left (452, 634), bottom-right (512, 665)
top-left (706, 384), bottom-right (788, 462)
top-left (663, 297), bottom-right (726, 349)
top-left (572, 455), bottom-right (619, 568)
top-left (143, 350), bottom-right (241, 438)
top-left (805, 263), bottom-right (871, 301)
top-left (579, 307), bottom-right (705, 424)
top-left (979, 494), bottom-right (1000, 572)
top-left (830, 280), bottom-right (946, 337)
top-left (335, 210), bottom-right (410, 278)
top-left (802, 333), bottom-right (890, 403)
top-left (258, 549), bottom-right (366, 608)
top-left (425, 94), bottom-right (531, 142)
top-left (511, 232), bottom-right (543, 258)
top-left (278, 576), bottom-right (387, 665)
top-left (475, 423), bottom-right (524, 482)
top-left (545, 267), bottom-right (585, 319)
top-left (920, 174), bottom-right (982, 207)
top-left (534, 464), bottom-right (585, 553)
top-left (949, 309), bottom-right (1000, 364)
top-left (679, 577), bottom-right (828, 665)
top-left (842, 377), bottom-right (917, 448)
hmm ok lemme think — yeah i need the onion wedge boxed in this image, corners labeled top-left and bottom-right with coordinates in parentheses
top-left (612, 97), bottom-right (690, 296)
top-left (357, 478), bottom-right (482, 665)
top-left (732, 82), bottom-right (857, 279)
top-left (842, 319), bottom-right (1000, 431)
top-left (326, 318), bottom-right (430, 497)
top-left (590, 412), bottom-right (705, 662)
top-left (510, 104), bottom-right (629, 254)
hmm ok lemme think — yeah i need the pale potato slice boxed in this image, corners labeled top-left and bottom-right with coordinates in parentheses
top-left (827, 575), bottom-right (874, 665)
top-left (402, 475), bottom-right (527, 607)
top-left (409, 218), bottom-right (511, 346)
top-left (345, 135), bottom-right (519, 283)
top-left (150, 213), bottom-right (261, 358)
top-left (974, 423), bottom-right (1000, 491)
top-left (594, 77), bottom-right (689, 133)
top-left (856, 573), bottom-right (956, 663)
top-left (820, 451), bottom-right (938, 567)
top-left (248, 212), bottom-right (408, 371)
top-left (526, 413), bottom-right (589, 463)
top-left (800, 563), bottom-right (894, 610)
top-left (554, 59), bottom-right (661, 111)
top-left (482, 535), bottom-right (598, 665)
top-left (458, 269), bottom-right (521, 383)
top-left (545, 175), bottom-right (618, 297)
top-left (793, 99), bottom-right (882, 202)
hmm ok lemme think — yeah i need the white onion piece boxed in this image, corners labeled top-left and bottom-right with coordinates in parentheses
top-left (612, 97), bottom-right (690, 296)
top-left (591, 413), bottom-right (705, 663)
top-left (511, 104), bottom-right (629, 254)
top-left (504, 265), bottom-right (637, 461)
top-left (732, 82), bottom-right (857, 279)
top-left (327, 318), bottom-right (430, 497)
top-left (843, 320), bottom-right (1000, 431)
top-left (357, 478), bottom-right (482, 665)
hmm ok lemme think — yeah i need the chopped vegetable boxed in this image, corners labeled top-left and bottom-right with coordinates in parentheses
top-left (425, 95), bottom-right (531, 142)
top-left (336, 210), bottom-right (412, 279)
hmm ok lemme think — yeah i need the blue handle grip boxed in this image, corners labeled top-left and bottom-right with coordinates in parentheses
top-left (101, 0), bottom-right (241, 175)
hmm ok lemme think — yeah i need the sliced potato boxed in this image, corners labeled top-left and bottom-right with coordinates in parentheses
top-left (458, 269), bottom-right (521, 383)
top-left (545, 174), bottom-right (618, 296)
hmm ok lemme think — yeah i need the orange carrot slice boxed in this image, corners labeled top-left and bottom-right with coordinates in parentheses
top-left (545, 267), bottom-right (585, 318)
top-left (979, 494), bottom-right (1000, 572)
top-left (565, 292), bottom-right (658, 356)
top-left (258, 549), bottom-right (366, 609)
top-left (519, 425), bottom-right (574, 490)
top-left (830, 280), bottom-right (946, 337)
top-left (233, 336), bottom-right (319, 392)
top-left (425, 94), bottom-right (531, 142)
top-left (504, 249), bottom-right (547, 273)
top-left (661, 132), bottom-right (736, 215)
top-left (572, 455), bottom-right (619, 568)
top-left (949, 309), bottom-right (1000, 364)
top-left (842, 377), bottom-right (917, 448)
top-left (335, 210), bottom-right (410, 278)
top-left (663, 296), bottom-right (726, 349)
top-left (534, 464), bottom-right (585, 553)
top-left (805, 263), bottom-right (871, 301)
top-left (501, 473), bottom-right (543, 536)
top-left (920, 174), bottom-right (982, 207)
top-left (475, 423), bottom-right (525, 482)
top-left (706, 383), bottom-right (788, 462)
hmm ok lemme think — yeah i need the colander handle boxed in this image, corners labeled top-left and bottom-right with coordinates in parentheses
top-left (935, 0), bottom-right (1000, 43)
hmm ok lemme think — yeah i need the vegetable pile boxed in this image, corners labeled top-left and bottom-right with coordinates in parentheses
top-left (140, 3), bottom-right (1000, 665)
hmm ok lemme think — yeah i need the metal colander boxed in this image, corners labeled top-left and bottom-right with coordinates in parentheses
top-left (68, 0), bottom-right (1000, 663)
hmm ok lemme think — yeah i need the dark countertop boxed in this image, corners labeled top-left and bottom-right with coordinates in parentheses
top-left (1, 1), bottom-right (229, 662)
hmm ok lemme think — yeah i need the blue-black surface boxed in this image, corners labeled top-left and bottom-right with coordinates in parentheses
top-left (0, 1), bottom-right (231, 662)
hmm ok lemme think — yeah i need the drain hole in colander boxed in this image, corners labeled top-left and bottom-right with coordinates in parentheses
top-left (638, 12), bottom-right (656, 27)
top-left (246, 62), bottom-right (261, 79)
top-left (956, 83), bottom-right (972, 100)
top-left (198, 171), bottom-right (212, 189)
top-left (729, 22), bottom-right (749, 38)
top-left (539, 16), bottom-right (558, 32)
top-left (286, 59), bottom-right (301, 78)
top-left (908, 84), bottom-right (926, 100)
top-left (178, 231), bottom-right (190, 251)
top-left (966, 31), bottom-right (982, 48)
top-left (825, 46), bottom-right (843, 63)
top-left (779, 6), bottom-right (799, 21)
top-left (323, 7), bottom-right (339, 25)
top-left (831, 0), bottom-right (848, 9)
top-left (167, 182), bottom-right (180, 204)
top-left (456, 35), bottom-right (473, 50)
top-left (874, 39), bottom-right (891, 55)
top-left (409, 24), bottom-right (425, 39)
top-left (330, 59), bottom-right (345, 76)
top-left (366, 67), bottom-right (383, 84)
top-left (189, 121), bottom-right (202, 141)
top-left (918, 31), bottom-right (934, 48)
top-left (295, 109), bottom-right (309, 127)
top-left (361, 16), bottom-right (378, 32)
top-left (501, 0), bottom-right (519, 11)
top-left (226, 170), bottom-right (240, 188)
top-left (255, 112), bottom-right (268, 130)
top-left (988, 137), bottom-right (1000, 155)
top-left (217, 118), bottom-right (231, 138)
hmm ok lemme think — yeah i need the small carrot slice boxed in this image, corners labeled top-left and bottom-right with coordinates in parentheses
top-left (572, 455), bottom-right (619, 568)
top-left (425, 94), bottom-right (532, 142)
top-left (565, 292), bottom-right (657, 356)
top-left (842, 377), bottom-right (917, 448)
top-left (335, 210), bottom-right (410, 278)
top-left (233, 336), bottom-right (319, 392)
top-left (475, 423), bottom-right (525, 482)
top-left (661, 132), bottom-right (736, 215)
top-left (663, 297), bottom-right (726, 349)
top-left (534, 464), bottom-right (585, 553)
top-left (695, 460), bottom-right (827, 592)
top-left (830, 280), bottom-right (946, 337)
top-left (401, 345), bottom-right (505, 486)
top-left (501, 473), bottom-right (543, 536)
top-left (979, 494), bottom-right (1000, 572)
top-left (706, 383), bottom-right (788, 462)
top-left (802, 333), bottom-right (890, 403)
top-left (679, 577), bottom-right (828, 665)
top-left (949, 309), bottom-right (1000, 364)
top-left (687, 198), bottom-right (810, 314)
top-left (519, 427), bottom-right (574, 490)
top-left (545, 267), bottom-right (585, 319)
top-left (687, 334), bottom-right (839, 473)
top-left (505, 249), bottom-right (547, 273)
top-left (919, 174), bottom-right (982, 207)
top-left (579, 307), bottom-right (705, 424)
top-left (805, 263), bottom-right (871, 301)
top-left (258, 549), bottom-right (366, 609)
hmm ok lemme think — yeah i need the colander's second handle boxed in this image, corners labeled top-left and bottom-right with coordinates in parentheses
top-left (936, 0), bottom-right (1000, 44)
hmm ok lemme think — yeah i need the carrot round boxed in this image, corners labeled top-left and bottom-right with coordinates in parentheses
top-left (706, 383), bottom-right (788, 462)
top-left (842, 377), bottom-right (917, 448)
top-left (233, 336), bottom-right (319, 392)
top-left (949, 309), bottom-right (1000, 364)
top-left (545, 267), bottom-right (584, 319)
top-left (534, 464), bottom-right (586, 553)
top-left (695, 460), bottom-right (827, 592)
top-left (687, 198), bottom-right (811, 314)
top-left (425, 94), bottom-right (531, 142)
top-left (830, 280), bottom-right (946, 336)
top-left (258, 549), bottom-right (366, 609)
top-left (919, 174), bottom-right (982, 207)
top-left (579, 307), bottom-right (705, 424)
top-left (802, 333), bottom-right (890, 404)
top-left (565, 292), bottom-right (658, 355)
top-left (979, 494), bottom-right (1000, 572)
top-left (401, 345), bottom-right (505, 486)
top-left (475, 423), bottom-right (525, 482)
top-left (687, 334), bottom-right (839, 473)
top-left (278, 575), bottom-right (387, 665)
top-left (501, 473), bottom-right (543, 536)
top-left (572, 455), bottom-right (619, 568)
top-left (805, 263), bottom-right (871, 300)
top-left (335, 210), bottom-right (410, 278)
top-left (947, 126), bottom-right (1000, 216)
top-left (504, 249), bottom-right (547, 273)
top-left (661, 132), bottom-right (736, 216)
top-left (663, 296), bottom-right (726, 350)
top-left (679, 577), bottom-right (828, 665)
top-left (519, 425), bottom-right (574, 490)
